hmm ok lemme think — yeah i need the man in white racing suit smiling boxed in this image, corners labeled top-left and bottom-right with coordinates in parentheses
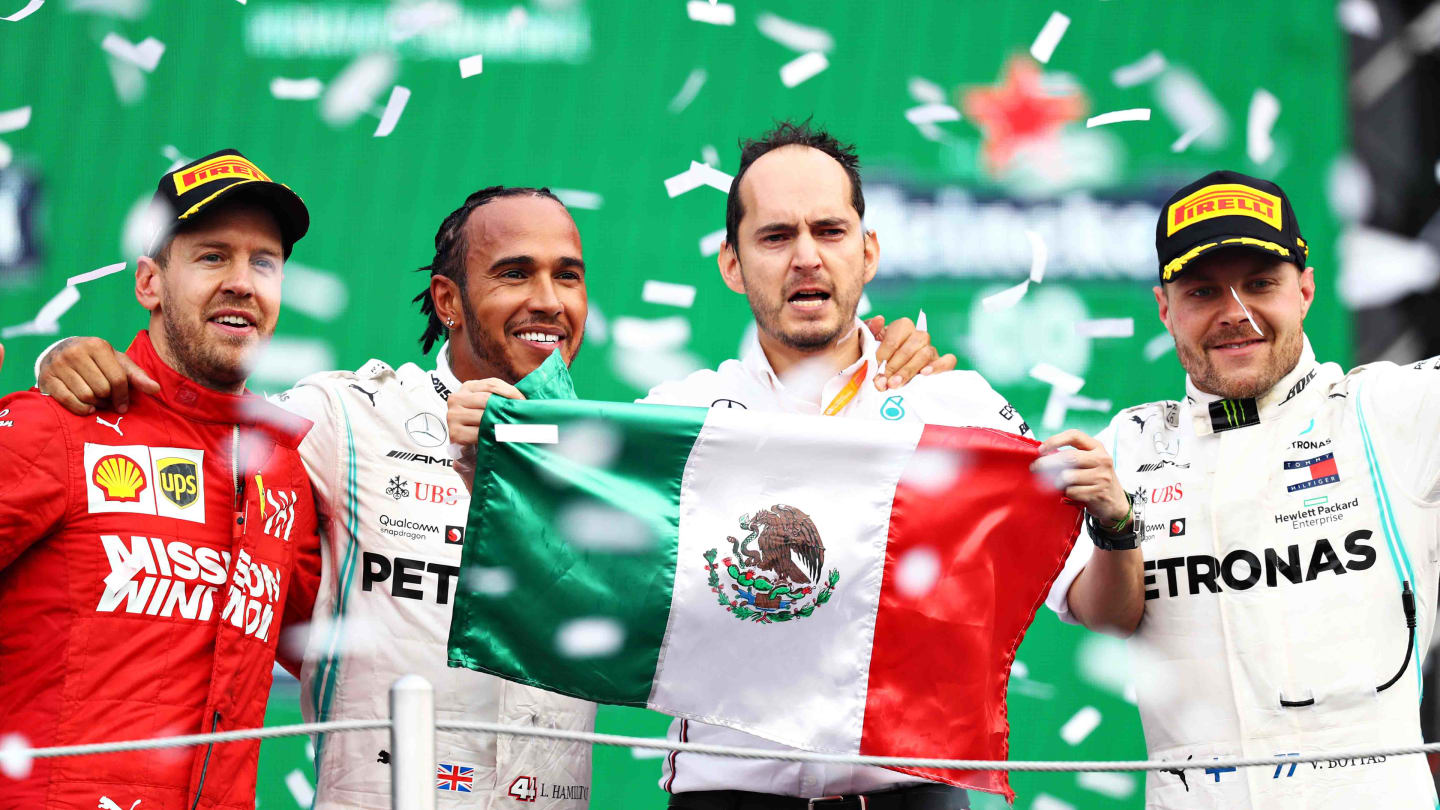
top-left (1042, 170), bottom-right (1440, 808)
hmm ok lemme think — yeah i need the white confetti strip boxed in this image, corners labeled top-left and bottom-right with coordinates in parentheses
top-left (856, 293), bottom-right (872, 317)
top-left (1111, 51), bottom-right (1167, 87)
top-left (701, 144), bottom-right (720, 167)
top-left (0, 733), bottom-right (32, 779)
top-left (323, 53), bottom-right (397, 127)
top-left (641, 280), bottom-right (697, 309)
top-left (101, 33), bottom-right (165, 73)
top-left (284, 770), bottom-right (315, 806)
top-left (1170, 123), bottom-right (1209, 153)
top-left (1062, 394), bottom-right (1111, 413)
top-left (907, 76), bottom-right (946, 105)
top-left (668, 68), bottom-right (707, 113)
top-left (1029, 11), bottom-right (1070, 65)
top-left (1247, 88), bottom-right (1280, 164)
top-left (756, 12), bottom-right (834, 52)
top-left (458, 53), bottom-right (484, 78)
top-left (553, 188), bottom-right (604, 209)
top-left (464, 566), bottom-right (515, 596)
top-left (67, 261), bottom-right (126, 287)
top-left (1060, 705), bottom-right (1102, 745)
top-left (1155, 68), bottom-right (1229, 150)
top-left (1030, 362), bottom-right (1085, 394)
top-left (1077, 772), bottom-right (1136, 799)
top-left (556, 617), bottom-right (625, 658)
top-left (664, 160), bottom-right (734, 197)
top-left (495, 423), bottom-right (559, 444)
top-left (779, 51), bottom-right (828, 88)
top-left (1026, 229), bottom-right (1047, 283)
top-left (1031, 795), bottom-right (1076, 810)
top-left (0, 105), bottom-right (30, 134)
top-left (1073, 317), bottom-right (1134, 338)
top-left (613, 316), bottom-right (691, 351)
top-left (1338, 0), bottom-right (1382, 37)
top-left (698, 227), bottom-right (726, 256)
top-left (1230, 285), bottom-right (1265, 336)
top-left (894, 547), bottom-right (941, 598)
top-left (281, 263), bottom-right (349, 322)
top-left (980, 280), bottom-right (1030, 312)
top-left (915, 309), bottom-right (927, 333)
top-left (1144, 332), bottom-right (1174, 361)
top-left (1, 0), bottom-right (43, 21)
top-left (35, 284), bottom-right (80, 325)
top-left (1086, 108), bottom-right (1151, 127)
top-left (270, 77), bottom-right (323, 100)
top-left (904, 103), bottom-right (961, 125)
top-left (372, 85), bottom-right (410, 137)
top-left (686, 0), bottom-right (733, 25)
top-left (630, 747), bottom-right (667, 759)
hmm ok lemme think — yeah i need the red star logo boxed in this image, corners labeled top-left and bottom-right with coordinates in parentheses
top-left (961, 56), bottom-right (1088, 174)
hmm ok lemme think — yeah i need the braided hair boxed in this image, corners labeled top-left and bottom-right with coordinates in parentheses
top-left (413, 186), bottom-right (564, 354)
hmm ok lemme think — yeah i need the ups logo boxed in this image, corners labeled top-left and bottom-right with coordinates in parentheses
top-left (157, 457), bottom-right (199, 508)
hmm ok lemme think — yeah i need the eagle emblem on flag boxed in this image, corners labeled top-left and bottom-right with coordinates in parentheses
top-left (703, 504), bottom-right (840, 623)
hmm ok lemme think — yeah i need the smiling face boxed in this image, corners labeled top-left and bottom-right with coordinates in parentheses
top-left (136, 201), bottom-right (285, 393)
top-left (436, 195), bottom-right (587, 384)
top-left (1156, 249), bottom-right (1314, 399)
top-left (720, 145), bottom-right (877, 356)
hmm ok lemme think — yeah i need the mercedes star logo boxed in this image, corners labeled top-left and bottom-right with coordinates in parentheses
top-left (405, 412), bottom-right (447, 448)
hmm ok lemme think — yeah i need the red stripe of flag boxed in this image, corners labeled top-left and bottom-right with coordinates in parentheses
top-left (860, 426), bottom-right (1082, 803)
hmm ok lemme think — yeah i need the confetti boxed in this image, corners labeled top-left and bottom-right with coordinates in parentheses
top-left (556, 617), bottom-right (625, 658)
top-left (901, 447), bottom-right (965, 495)
top-left (464, 566), bottom-right (515, 597)
top-left (756, 11), bottom-right (834, 52)
top-left (908, 76), bottom-right (946, 105)
top-left (495, 424), bottom-right (559, 444)
top-left (1247, 88), bottom-right (1279, 164)
top-left (664, 160), bottom-right (734, 197)
top-left (372, 85), bottom-right (410, 137)
top-left (1062, 394), bottom-right (1111, 413)
top-left (630, 747), bottom-right (667, 759)
top-left (894, 547), bottom-right (941, 598)
top-left (67, 261), bottom-right (126, 287)
top-left (558, 502), bottom-right (652, 551)
top-left (980, 280), bottom-right (1031, 312)
top-left (1230, 286), bottom-right (1264, 336)
top-left (613, 315), bottom-right (691, 350)
top-left (1031, 362), bottom-right (1086, 431)
top-left (505, 5), bottom-right (527, 30)
top-left (779, 51), bottom-right (828, 88)
top-left (685, 0), bottom-right (733, 26)
top-left (700, 144), bottom-right (720, 167)
top-left (1077, 772), bottom-right (1136, 799)
top-left (281, 263), bottom-right (348, 321)
top-left (915, 309), bottom-right (927, 333)
top-left (698, 227), bottom-right (725, 256)
top-left (1110, 51), bottom-right (1166, 87)
top-left (553, 188), bottom-right (604, 209)
top-left (904, 103), bottom-right (961, 125)
top-left (0, 105), bottom-right (30, 134)
top-left (458, 53), bottom-right (484, 78)
top-left (1155, 68), bottom-right (1228, 150)
top-left (1059, 705), bottom-right (1101, 745)
top-left (387, 0), bottom-right (459, 41)
top-left (1029, 11), bottom-right (1070, 65)
top-left (0, 733), bottom-right (32, 780)
top-left (1337, 0), bottom-right (1381, 37)
top-left (1073, 318), bottom-right (1134, 338)
top-left (323, 53), bottom-right (397, 127)
top-left (1031, 795), bottom-right (1077, 810)
top-left (1170, 123), bottom-right (1209, 153)
top-left (250, 337), bottom-right (334, 386)
top-left (1026, 229), bottom-right (1047, 283)
top-left (270, 77), bottom-right (323, 100)
top-left (642, 280), bottom-right (697, 308)
top-left (1086, 108), bottom-right (1151, 127)
top-left (1144, 332), bottom-right (1174, 361)
top-left (1, 0), bottom-right (43, 22)
top-left (667, 68), bottom-right (707, 113)
top-left (856, 293), bottom-right (872, 317)
top-left (284, 771), bottom-right (315, 807)
top-left (101, 33), bottom-right (165, 73)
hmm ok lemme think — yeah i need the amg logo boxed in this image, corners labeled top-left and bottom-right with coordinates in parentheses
top-left (387, 450), bottom-right (452, 467)
top-left (1137, 460), bottom-right (1191, 472)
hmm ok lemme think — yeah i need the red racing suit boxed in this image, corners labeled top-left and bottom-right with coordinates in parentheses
top-left (0, 330), bottom-right (321, 810)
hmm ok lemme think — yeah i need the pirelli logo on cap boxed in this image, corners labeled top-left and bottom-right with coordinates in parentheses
top-left (174, 154), bottom-right (271, 195)
top-left (1166, 183), bottom-right (1282, 236)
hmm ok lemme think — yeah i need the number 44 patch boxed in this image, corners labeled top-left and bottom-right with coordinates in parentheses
top-left (509, 776), bottom-right (538, 802)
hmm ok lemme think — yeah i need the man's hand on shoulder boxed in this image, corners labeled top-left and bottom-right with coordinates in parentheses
top-left (864, 315), bottom-right (958, 391)
top-left (38, 336), bottom-right (159, 415)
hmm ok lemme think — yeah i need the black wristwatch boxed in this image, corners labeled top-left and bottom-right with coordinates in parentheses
top-left (1086, 493), bottom-right (1140, 551)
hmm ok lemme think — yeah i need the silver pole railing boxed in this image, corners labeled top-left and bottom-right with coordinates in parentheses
top-left (390, 675), bottom-right (436, 810)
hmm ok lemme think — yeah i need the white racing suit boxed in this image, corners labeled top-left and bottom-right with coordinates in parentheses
top-left (280, 344), bottom-right (596, 808)
top-left (1050, 337), bottom-right (1440, 808)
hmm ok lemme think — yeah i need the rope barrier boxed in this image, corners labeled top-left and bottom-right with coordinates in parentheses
top-left (6, 716), bottom-right (1439, 774)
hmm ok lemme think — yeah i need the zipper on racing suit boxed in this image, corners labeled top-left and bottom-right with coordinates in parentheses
top-left (193, 427), bottom-right (244, 809)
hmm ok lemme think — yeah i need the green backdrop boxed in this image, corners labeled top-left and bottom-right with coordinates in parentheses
top-left (0, 1), bottom-right (1347, 807)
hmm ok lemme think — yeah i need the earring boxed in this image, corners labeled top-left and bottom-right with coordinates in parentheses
top-left (445, 318), bottom-right (455, 327)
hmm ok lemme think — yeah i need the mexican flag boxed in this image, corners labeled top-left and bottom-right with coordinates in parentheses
top-left (447, 355), bottom-right (1081, 800)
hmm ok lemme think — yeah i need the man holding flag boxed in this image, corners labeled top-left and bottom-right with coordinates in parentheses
top-left (1046, 170), bottom-right (1440, 808)
top-left (445, 121), bottom-right (1117, 809)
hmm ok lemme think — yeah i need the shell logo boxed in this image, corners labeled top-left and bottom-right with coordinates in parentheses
top-left (93, 454), bottom-right (148, 502)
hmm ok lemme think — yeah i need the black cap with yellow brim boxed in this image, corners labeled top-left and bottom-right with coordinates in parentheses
top-left (148, 148), bottom-right (309, 259)
top-left (1155, 170), bottom-right (1308, 283)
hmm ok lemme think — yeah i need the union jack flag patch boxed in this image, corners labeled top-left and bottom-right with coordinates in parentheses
top-left (436, 763), bottom-right (474, 792)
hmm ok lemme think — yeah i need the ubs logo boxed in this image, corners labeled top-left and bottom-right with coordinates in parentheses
top-left (1151, 483), bottom-right (1184, 504)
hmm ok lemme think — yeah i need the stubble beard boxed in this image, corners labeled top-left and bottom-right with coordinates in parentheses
top-left (745, 271), bottom-right (860, 352)
top-left (158, 290), bottom-right (256, 392)
top-left (1176, 325), bottom-right (1303, 400)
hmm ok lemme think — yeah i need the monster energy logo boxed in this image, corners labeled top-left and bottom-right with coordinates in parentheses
top-left (1208, 397), bottom-right (1259, 432)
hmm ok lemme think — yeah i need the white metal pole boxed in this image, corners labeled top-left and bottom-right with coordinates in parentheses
top-left (391, 674), bottom-right (436, 810)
